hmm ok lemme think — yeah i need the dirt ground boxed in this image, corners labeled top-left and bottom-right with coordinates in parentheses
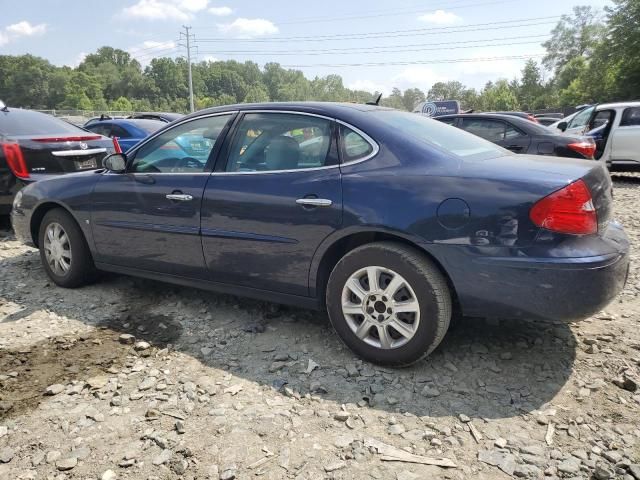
top-left (0, 175), bottom-right (639, 480)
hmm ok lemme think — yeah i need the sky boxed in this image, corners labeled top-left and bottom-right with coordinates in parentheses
top-left (0, 0), bottom-right (611, 94)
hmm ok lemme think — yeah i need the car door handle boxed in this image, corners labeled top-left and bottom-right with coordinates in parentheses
top-left (166, 194), bottom-right (193, 201)
top-left (507, 145), bottom-right (524, 151)
top-left (296, 198), bottom-right (332, 207)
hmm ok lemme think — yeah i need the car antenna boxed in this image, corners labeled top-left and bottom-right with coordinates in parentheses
top-left (366, 93), bottom-right (383, 106)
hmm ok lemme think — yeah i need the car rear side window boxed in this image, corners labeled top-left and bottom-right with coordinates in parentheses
top-left (460, 119), bottom-right (506, 142)
top-left (110, 125), bottom-right (132, 139)
top-left (225, 113), bottom-right (336, 172)
top-left (339, 125), bottom-right (374, 162)
top-left (621, 107), bottom-right (640, 126)
top-left (0, 110), bottom-right (85, 136)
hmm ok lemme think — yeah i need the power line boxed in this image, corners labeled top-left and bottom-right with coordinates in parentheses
top-left (198, 35), bottom-right (551, 56)
top-left (278, 54), bottom-right (545, 68)
top-left (130, 40), bottom-right (179, 54)
top-left (131, 47), bottom-right (181, 61)
top-left (195, 16), bottom-right (560, 43)
top-left (275, 0), bottom-right (517, 25)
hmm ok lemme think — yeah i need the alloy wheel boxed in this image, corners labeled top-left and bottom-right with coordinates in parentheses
top-left (341, 266), bottom-right (420, 349)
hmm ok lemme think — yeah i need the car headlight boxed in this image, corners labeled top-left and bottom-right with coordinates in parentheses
top-left (12, 189), bottom-right (23, 209)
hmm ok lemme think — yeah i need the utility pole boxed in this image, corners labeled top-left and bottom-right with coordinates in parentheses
top-left (181, 25), bottom-right (195, 113)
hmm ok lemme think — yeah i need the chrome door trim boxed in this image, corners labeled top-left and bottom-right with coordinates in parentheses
top-left (296, 198), bottom-right (333, 207)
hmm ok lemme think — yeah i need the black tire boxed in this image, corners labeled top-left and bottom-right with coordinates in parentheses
top-left (38, 208), bottom-right (96, 288)
top-left (326, 242), bottom-right (451, 366)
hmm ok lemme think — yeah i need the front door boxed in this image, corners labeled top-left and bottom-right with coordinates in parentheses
top-left (201, 111), bottom-right (343, 296)
top-left (91, 113), bottom-right (234, 277)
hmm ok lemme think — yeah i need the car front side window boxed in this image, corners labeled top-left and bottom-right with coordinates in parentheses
top-left (128, 114), bottom-right (232, 174)
top-left (568, 106), bottom-right (595, 129)
top-left (621, 107), bottom-right (640, 127)
top-left (225, 113), bottom-right (335, 172)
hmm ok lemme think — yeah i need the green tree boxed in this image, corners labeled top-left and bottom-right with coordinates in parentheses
top-left (542, 6), bottom-right (605, 73)
top-left (109, 96), bottom-right (133, 111)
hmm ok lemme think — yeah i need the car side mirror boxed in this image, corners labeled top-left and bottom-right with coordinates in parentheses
top-left (103, 153), bottom-right (127, 173)
top-left (557, 121), bottom-right (568, 132)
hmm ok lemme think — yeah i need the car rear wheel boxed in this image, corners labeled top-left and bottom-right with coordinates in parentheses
top-left (39, 208), bottom-right (95, 288)
top-left (326, 242), bottom-right (451, 366)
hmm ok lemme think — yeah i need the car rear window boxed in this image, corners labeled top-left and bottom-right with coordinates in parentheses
top-left (0, 109), bottom-right (85, 136)
top-left (371, 110), bottom-right (506, 159)
top-left (130, 120), bottom-right (164, 134)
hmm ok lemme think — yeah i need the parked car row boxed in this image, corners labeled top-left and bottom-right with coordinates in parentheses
top-left (435, 113), bottom-right (597, 161)
top-left (10, 102), bottom-right (630, 365)
top-left (1, 103), bottom-right (181, 215)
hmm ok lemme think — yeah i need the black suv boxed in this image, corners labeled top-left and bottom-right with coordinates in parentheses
top-left (0, 102), bottom-right (113, 215)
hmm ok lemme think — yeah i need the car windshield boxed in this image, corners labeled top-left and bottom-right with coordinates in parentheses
top-left (371, 110), bottom-right (506, 160)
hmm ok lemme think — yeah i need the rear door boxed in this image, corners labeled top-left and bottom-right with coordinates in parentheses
top-left (611, 106), bottom-right (640, 163)
top-left (201, 111), bottom-right (343, 296)
top-left (91, 113), bottom-right (235, 277)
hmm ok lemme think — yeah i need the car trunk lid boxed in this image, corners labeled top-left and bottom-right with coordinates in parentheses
top-left (10, 134), bottom-right (114, 176)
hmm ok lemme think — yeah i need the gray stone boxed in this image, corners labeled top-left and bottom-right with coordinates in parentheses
top-left (388, 424), bottom-right (405, 435)
top-left (119, 333), bottom-right (136, 344)
top-left (152, 449), bottom-right (172, 466)
top-left (594, 462), bottom-right (614, 480)
top-left (56, 456), bottom-right (78, 471)
top-left (0, 447), bottom-right (14, 463)
top-left (324, 461), bottom-right (346, 472)
top-left (175, 420), bottom-right (186, 434)
top-left (134, 341), bottom-right (151, 350)
top-left (459, 413), bottom-right (471, 423)
top-left (514, 464), bottom-right (542, 478)
top-left (101, 470), bottom-right (117, 480)
top-left (220, 467), bottom-right (236, 480)
top-left (334, 411), bottom-right (350, 422)
top-left (334, 435), bottom-right (354, 449)
top-left (520, 444), bottom-right (545, 456)
top-left (45, 384), bottom-right (65, 395)
top-left (396, 471), bottom-right (420, 480)
top-left (602, 450), bottom-right (623, 463)
top-left (478, 450), bottom-right (516, 476)
top-left (628, 464), bottom-right (640, 480)
top-left (421, 385), bottom-right (441, 397)
top-left (138, 376), bottom-right (156, 391)
top-left (46, 450), bottom-right (61, 464)
top-left (557, 457), bottom-right (581, 475)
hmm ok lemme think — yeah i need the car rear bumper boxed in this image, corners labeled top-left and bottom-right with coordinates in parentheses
top-left (428, 222), bottom-right (630, 321)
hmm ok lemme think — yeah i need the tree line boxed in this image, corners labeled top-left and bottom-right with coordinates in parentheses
top-left (0, 0), bottom-right (637, 114)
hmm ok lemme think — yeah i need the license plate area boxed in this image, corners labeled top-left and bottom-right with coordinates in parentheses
top-left (75, 157), bottom-right (98, 170)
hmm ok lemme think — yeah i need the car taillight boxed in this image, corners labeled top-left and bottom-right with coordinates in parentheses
top-left (32, 135), bottom-right (102, 142)
top-left (530, 179), bottom-right (596, 235)
top-left (568, 139), bottom-right (596, 159)
top-left (1, 143), bottom-right (29, 179)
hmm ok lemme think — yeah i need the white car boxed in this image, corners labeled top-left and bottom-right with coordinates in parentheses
top-left (553, 102), bottom-right (640, 171)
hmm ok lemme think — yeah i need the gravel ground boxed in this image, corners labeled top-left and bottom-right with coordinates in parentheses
top-left (0, 174), bottom-right (639, 480)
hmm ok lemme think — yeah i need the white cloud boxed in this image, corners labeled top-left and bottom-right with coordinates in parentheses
top-left (73, 51), bottom-right (88, 67)
top-left (6, 21), bottom-right (47, 36)
top-left (123, 0), bottom-right (209, 21)
top-left (217, 18), bottom-right (278, 38)
top-left (0, 20), bottom-right (47, 46)
top-left (202, 54), bottom-right (219, 62)
top-left (418, 10), bottom-right (462, 25)
top-left (347, 80), bottom-right (390, 96)
top-left (209, 6), bottom-right (232, 16)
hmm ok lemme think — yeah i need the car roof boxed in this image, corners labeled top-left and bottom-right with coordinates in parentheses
top-left (597, 101), bottom-right (640, 109)
top-left (188, 101), bottom-right (392, 119)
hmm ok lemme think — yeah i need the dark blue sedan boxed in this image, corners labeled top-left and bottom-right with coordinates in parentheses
top-left (11, 102), bottom-right (630, 365)
top-left (84, 118), bottom-right (164, 151)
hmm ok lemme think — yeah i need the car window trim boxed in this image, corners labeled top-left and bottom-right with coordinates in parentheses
top-left (125, 111), bottom-right (238, 174)
top-left (620, 107), bottom-right (640, 127)
top-left (211, 110), bottom-right (379, 176)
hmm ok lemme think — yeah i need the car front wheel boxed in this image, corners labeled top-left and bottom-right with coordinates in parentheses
top-left (326, 242), bottom-right (451, 366)
top-left (38, 208), bottom-right (95, 288)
